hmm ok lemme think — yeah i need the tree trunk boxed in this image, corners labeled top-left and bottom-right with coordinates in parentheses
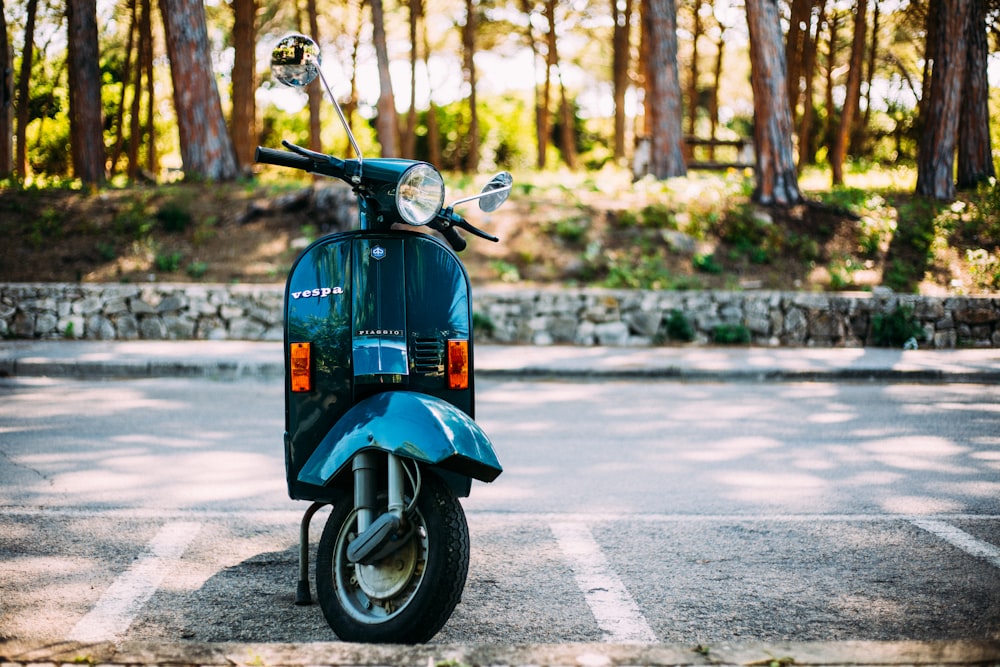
top-left (785, 0), bottom-right (812, 126)
top-left (642, 0), bottom-right (686, 179)
top-left (404, 0), bottom-right (421, 159)
top-left (109, 0), bottom-right (137, 176)
top-left (685, 1), bottom-right (701, 137)
top-left (371, 0), bottom-right (399, 157)
top-left (159, 0), bottom-right (239, 180)
top-left (955, 0), bottom-right (994, 189)
top-left (518, 0), bottom-right (544, 168)
top-left (66, 0), bottom-right (106, 185)
top-left (421, 9), bottom-right (441, 166)
top-left (558, 72), bottom-right (577, 169)
top-left (745, 0), bottom-right (801, 205)
top-left (230, 0), bottom-right (257, 171)
top-left (611, 0), bottom-right (632, 162)
top-left (708, 16), bottom-right (725, 159)
top-left (830, 0), bottom-right (866, 185)
top-left (797, 0), bottom-right (822, 166)
top-left (462, 0), bottom-right (479, 171)
top-left (140, 0), bottom-right (156, 176)
top-left (539, 0), bottom-right (557, 169)
top-left (915, 0), bottom-right (970, 200)
top-left (0, 0), bottom-right (12, 178)
top-left (823, 8), bottom-right (839, 152)
top-left (14, 0), bottom-right (37, 178)
top-left (304, 0), bottom-right (322, 153)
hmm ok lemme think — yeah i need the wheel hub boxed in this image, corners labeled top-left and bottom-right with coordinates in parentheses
top-left (354, 534), bottom-right (418, 600)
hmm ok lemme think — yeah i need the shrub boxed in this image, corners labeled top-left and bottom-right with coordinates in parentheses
top-left (157, 201), bottom-right (193, 233)
top-left (712, 323), bottom-right (751, 345)
top-left (871, 306), bottom-right (924, 347)
top-left (665, 309), bottom-right (695, 342)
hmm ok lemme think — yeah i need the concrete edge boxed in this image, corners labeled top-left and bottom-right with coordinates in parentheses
top-left (2, 359), bottom-right (999, 383)
top-left (2, 640), bottom-right (999, 667)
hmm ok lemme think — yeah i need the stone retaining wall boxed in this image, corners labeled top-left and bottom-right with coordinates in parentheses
top-left (2, 283), bottom-right (998, 348)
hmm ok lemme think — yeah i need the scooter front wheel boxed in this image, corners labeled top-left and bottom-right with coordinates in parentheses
top-left (315, 472), bottom-right (470, 643)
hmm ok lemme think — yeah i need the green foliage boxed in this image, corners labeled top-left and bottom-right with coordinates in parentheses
top-left (712, 323), bottom-right (751, 345)
top-left (882, 198), bottom-right (939, 292)
top-left (114, 194), bottom-right (156, 239)
top-left (545, 215), bottom-right (590, 244)
top-left (716, 203), bottom-right (781, 264)
top-left (693, 253), bottom-right (722, 274)
top-left (29, 208), bottom-right (64, 248)
top-left (186, 261), bottom-right (209, 279)
top-left (156, 201), bottom-right (193, 233)
top-left (490, 260), bottom-right (521, 283)
top-left (665, 309), bottom-right (695, 342)
top-left (154, 250), bottom-right (184, 272)
top-left (472, 311), bottom-right (496, 337)
top-left (871, 306), bottom-right (924, 347)
top-left (613, 203), bottom-right (677, 230)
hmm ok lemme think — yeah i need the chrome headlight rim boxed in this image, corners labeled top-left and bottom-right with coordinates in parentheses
top-left (396, 163), bottom-right (445, 226)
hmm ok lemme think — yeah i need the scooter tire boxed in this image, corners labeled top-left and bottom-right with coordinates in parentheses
top-left (315, 471), bottom-right (470, 643)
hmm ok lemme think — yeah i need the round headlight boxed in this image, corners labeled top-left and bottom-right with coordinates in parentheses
top-left (396, 163), bottom-right (445, 226)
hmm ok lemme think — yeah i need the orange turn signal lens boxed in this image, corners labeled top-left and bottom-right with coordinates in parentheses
top-left (290, 342), bottom-right (312, 392)
top-left (446, 339), bottom-right (469, 390)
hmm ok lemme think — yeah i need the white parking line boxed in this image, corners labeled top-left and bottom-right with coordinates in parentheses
top-left (550, 522), bottom-right (657, 644)
top-left (910, 518), bottom-right (1000, 569)
top-left (68, 521), bottom-right (201, 642)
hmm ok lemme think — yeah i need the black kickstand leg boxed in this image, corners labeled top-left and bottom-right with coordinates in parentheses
top-left (296, 501), bottom-right (327, 605)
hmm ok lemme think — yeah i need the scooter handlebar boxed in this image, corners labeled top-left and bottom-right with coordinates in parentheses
top-left (255, 146), bottom-right (316, 172)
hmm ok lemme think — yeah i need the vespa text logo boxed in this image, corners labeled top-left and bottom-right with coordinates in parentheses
top-left (291, 286), bottom-right (345, 300)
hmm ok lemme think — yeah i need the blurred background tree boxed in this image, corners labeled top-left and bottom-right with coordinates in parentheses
top-left (0, 0), bottom-right (996, 201)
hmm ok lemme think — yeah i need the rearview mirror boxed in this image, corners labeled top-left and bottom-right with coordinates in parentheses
top-left (272, 34), bottom-right (321, 88)
top-left (478, 172), bottom-right (513, 212)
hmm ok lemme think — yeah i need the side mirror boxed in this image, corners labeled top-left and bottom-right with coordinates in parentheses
top-left (272, 34), bottom-right (321, 88)
top-left (478, 172), bottom-right (513, 212)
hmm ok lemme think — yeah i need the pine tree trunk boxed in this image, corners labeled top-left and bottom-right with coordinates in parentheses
top-left (15, 0), bottom-right (36, 178)
top-left (643, 0), bottom-right (686, 179)
top-left (421, 13), bottom-right (441, 166)
top-left (685, 2), bottom-right (701, 137)
top-left (305, 0), bottom-right (322, 153)
top-left (67, 0), bottom-right (106, 185)
top-left (404, 0), bottom-right (421, 159)
top-left (797, 0), bottom-right (821, 166)
top-left (371, 0), bottom-right (399, 157)
top-left (159, 0), bottom-right (239, 181)
top-left (611, 0), bottom-right (631, 162)
top-left (955, 0), bottom-right (995, 189)
top-left (830, 0), bottom-right (866, 185)
top-left (462, 0), bottom-right (479, 171)
top-left (915, 0), bottom-right (971, 200)
top-left (745, 0), bottom-right (800, 205)
top-left (0, 0), bottom-right (12, 178)
top-left (230, 0), bottom-right (257, 171)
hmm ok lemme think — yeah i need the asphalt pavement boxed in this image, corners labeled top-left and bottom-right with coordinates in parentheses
top-left (2, 339), bottom-right (999, 666)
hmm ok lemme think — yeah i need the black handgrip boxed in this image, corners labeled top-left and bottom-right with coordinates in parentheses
top-left (255, 146), bottom-right (315, 172)
top-left (440, 224), bottom-right (467, 252)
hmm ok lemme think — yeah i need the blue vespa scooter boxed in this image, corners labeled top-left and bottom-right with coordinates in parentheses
top-left (256, 34), bottom-right (509, 643)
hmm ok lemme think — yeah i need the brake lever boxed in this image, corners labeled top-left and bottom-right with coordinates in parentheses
top-left (439, 208), bottom-right (499, 243)
top-left (282, 140), bottom-right (336, 163)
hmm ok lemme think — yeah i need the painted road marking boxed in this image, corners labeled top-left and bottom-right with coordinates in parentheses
top-left (68, 521), bottom-right (201, 642)
top-left (911, 518), bottom-right (1000, 569)
top-left (550, 521), bottom-right (657, 644)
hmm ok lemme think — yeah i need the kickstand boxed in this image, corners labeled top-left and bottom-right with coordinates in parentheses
top-left (295, 501), bottom-right (327, 605)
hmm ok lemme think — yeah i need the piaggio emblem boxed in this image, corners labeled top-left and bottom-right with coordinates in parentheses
top-left (371, 245), bottom-right (386, 260)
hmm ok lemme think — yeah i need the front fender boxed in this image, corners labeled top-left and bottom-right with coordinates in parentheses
top-left (297, 391), bottom-right (502, 488)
